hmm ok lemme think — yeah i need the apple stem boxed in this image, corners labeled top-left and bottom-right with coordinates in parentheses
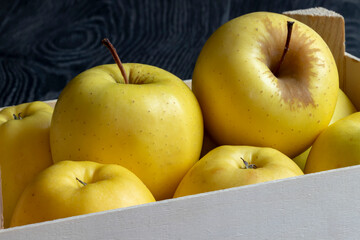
top-left (102, 38), bottom-right (129, 84)
top-left (76, 177), bottom-right (87, 186)
top-left (273, 21), bottom-right (295, 77)
top-left (13, 113), bottom-right (22, 120)
top-left (241, 157), bottom-right (257, 169)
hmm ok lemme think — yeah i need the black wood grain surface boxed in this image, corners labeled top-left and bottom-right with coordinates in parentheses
top-left (0, 0), bottom-right (359, 107)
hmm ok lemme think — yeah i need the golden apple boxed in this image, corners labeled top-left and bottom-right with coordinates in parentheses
top-left (329, 90), bottom-right (357, 124)
top-left (173, 145), bottom-right (303, 198)
top-left (293, 89), bottom-right (357, 170)
top-left (192, 12), bottom-right (339, 158)
top-left (0, 101), bottom-right (53, 228)
top-left (304, 112), bottom-right (360, 173)
top-left (50, 39), bottom-right (203, 200)
top-left (10, 160), bottom-right (155, 227)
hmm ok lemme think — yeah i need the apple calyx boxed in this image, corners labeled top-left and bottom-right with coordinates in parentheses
top-left (241, 157), bottom-right (257, 169)
top-left (102, 38), bottom-right (129, 84)
top-left (13, 113), bottom-right (22, 120)
top-left (76, 177), bottom-right (87, 186)
top-left (273, 21), bottom-right (295, 77)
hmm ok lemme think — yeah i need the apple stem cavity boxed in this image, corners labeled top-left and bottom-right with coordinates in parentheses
top-left (241, 157), bottom-right (257, 169)
top-left (273, 21), bottom-right (295, 77)
top-left (13, 113), bottom-right (22, 120)
top-left (102, 38), bottom-right (129, 84)
top-left (76, 177), bottom-right (87, 186)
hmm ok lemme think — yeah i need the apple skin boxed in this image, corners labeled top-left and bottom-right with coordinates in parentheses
top-left (0, 101), bottom-right (53, 228)
top-left (304, 112), bottom-right (360, 174)
top-left (50, 63), bottom-right (203, 200)
top-left (10, 160), bottom-right (155, 227)
top-left (292, 89), bottom-right (357, 170)
top-left (192, 12), bottom-right (339, 158)
top-left (173, 145), bottom-right (303, 198)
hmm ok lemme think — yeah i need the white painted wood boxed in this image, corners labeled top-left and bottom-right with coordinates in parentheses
top-left (1, 165), bottom-right (360, 239)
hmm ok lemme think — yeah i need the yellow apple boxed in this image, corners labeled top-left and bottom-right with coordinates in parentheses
top-left (329, 90), bottom-right (357, 124)
top-left (10, 160), bottom-right (155, 227)
top-left (50, 39), bottom-right (203, 200)
top-left (304, 112), bottom-right (360, 173)
top-left (293, 89), bottom-right (357, 170)
top-left (0, 101), bottom-right (53, 228)
top-left (192, 12), bottom-right (339, 158)
top-left (173, 145), bottom-right (303, 198)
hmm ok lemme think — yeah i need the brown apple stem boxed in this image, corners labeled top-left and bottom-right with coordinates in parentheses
top-left (241, 157), bottom-right (257, 169)
top-left (273, 21), bottom-right (295, 77)
top-left (13, 113), bottom-right (22, 120)
top-left (102, 38), bottom-right (129, 84)
top-left (76, 177), bottom-right (87, 186)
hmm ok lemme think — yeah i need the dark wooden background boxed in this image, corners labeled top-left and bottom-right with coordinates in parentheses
top-left (1, 0), bottom-right (359, 107)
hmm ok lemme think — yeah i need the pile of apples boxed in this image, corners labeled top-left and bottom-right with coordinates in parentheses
top-left (1, 11), bottom-right (359, 228)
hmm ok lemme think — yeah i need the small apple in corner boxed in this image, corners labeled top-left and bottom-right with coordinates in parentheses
top-left (292, 89), bottom-right (357, 170)
top-left (173, 145), bottom-right (303, 198)
top-left (0, 101), bottom-right (53, 228)
top-left (10, 160), bottom-right (155, 227)
top-left (50, 39), bottom-right (203, 200)
top-left (304, 112), bottom-right (360, 174)
top-left (192, 12), bottom-right (339, 158)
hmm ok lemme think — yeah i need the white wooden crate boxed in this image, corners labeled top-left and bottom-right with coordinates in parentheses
top-left (1, 8), bottom-right (360, 240)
